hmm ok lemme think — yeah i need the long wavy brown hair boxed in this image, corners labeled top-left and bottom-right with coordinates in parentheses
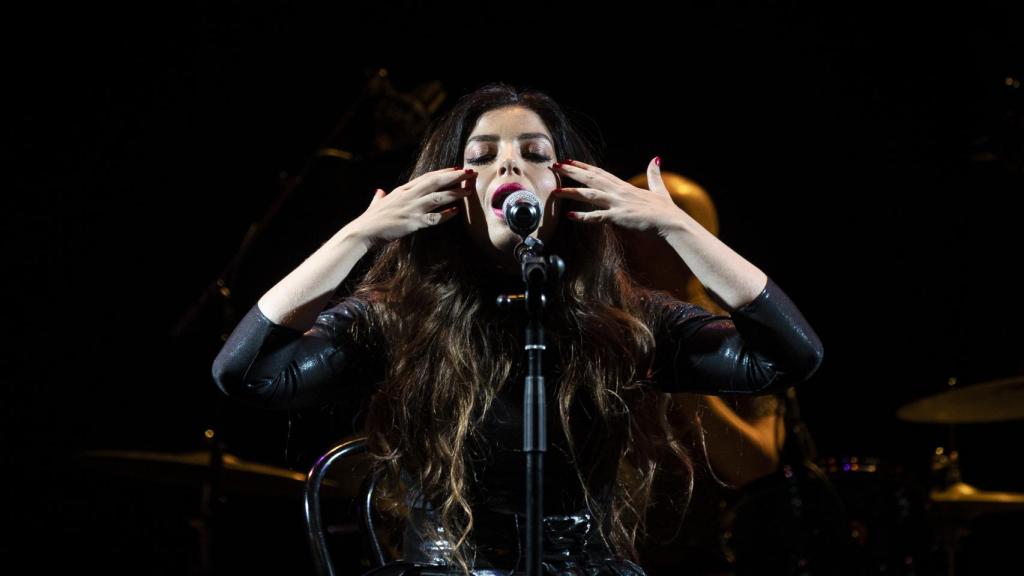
top-left (347, 83), bottom-right (693, 574)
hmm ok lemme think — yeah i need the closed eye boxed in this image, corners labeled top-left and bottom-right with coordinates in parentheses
top-left (466, 153), bottom-right (551, 165)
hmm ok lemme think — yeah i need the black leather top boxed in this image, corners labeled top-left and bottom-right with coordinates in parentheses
top-left (212, 277), bottom-right (823, 574)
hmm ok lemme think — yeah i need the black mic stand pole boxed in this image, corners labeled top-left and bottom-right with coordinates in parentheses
top-left (497, 235), bottom-right (565, 576)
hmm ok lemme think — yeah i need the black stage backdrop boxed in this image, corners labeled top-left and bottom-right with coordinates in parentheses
top-left (6, 2), bottom-right (1022, 575)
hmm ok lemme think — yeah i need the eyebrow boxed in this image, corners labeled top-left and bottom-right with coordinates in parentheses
top-left (466, 132), bottom-right (553, 145)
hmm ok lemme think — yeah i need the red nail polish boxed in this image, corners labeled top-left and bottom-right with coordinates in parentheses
top-left (654, 156), bottom-right (661, 167)
top-left (565, 159), bottom-right (575, 164)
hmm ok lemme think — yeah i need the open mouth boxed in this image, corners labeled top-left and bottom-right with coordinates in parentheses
top-left (491, 191), bottom-right (509, 209)
top-left (490, 184), bottom-right (525, 218)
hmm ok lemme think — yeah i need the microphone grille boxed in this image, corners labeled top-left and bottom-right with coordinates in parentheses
top-left (501, 189), bottom-right (541, 211)
top-left (502, 189), bottom-right (542, 236)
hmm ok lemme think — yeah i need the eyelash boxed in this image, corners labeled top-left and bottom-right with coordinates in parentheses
top-left (465, 152), bottom-right (551, 165)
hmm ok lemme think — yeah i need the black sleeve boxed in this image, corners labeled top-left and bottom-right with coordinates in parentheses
top-left (210, 298), bottom-right (384, 410)
top-left (647, 277), bottom-right (823, 395)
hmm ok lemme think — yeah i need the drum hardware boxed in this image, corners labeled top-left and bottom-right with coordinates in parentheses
top-left (77, 448), bottom-right (358, 498)
top-left (897, 375), bottom-right (1024, 575)
top-left (896, 375), bottom-right (1024, 424)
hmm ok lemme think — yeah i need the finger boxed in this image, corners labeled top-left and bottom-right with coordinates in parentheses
top-left (553, 160), bottom-right (614, 188)
top-left (425, 205), bottom-right (460, 226)
top-left (416, 188), bottom-right (473, 209)
top-left (566, 209), bottom-right (609, 223)
top-left (646, 156), bottom-right (666, 194)
top-left (551, 165), bottom-right (562, 190)
top-left (368, 188), bottom-right (386, 206)
top-left (413, 168), bottom-right (476, 195)
top-left (559, 159), bottom-right (621, 183)
top-left (438, 204), bottom-right (461, 223)
top-left (552, 187), bottom-right (608, 206)
top-left (400, 167), bottom-right (473, 194)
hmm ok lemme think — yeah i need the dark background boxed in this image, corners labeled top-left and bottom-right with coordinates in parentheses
top-left (6, 2), bottom-right (1022, 574)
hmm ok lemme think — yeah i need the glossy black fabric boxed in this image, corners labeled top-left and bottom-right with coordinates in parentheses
top-left (383, 507), bottom-right (646, 575)
top-left (212, 277), bottom-right (823, 574)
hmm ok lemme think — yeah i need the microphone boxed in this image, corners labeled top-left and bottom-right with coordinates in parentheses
top-left (502, 189), bottom-right (542, 237)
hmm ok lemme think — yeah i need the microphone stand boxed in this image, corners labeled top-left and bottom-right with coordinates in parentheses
top-left (496, 235), bottom-right (565, 576)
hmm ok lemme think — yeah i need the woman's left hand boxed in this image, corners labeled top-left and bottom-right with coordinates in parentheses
top-left (552, 157), bottom-right (685, 237)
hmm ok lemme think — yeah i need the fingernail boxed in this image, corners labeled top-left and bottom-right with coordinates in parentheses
top-left (564, 159), bottom-right (576, 164)
top-left (654, 156), bottom-right (661, 167)
top-left (566, 211), bottom-right (579, 220)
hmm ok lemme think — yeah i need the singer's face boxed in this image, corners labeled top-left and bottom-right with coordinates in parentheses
top-left (460, 106), bottom-right (561, 273)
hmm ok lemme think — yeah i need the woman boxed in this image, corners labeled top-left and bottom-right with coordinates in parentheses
top-left (212, 83), bottom-right (823, 575)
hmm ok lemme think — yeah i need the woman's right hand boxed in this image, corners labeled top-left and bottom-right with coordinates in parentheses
top-left (347, 167), bottom-right (476, 250)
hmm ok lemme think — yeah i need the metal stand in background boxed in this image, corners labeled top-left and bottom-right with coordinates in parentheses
top-left (496, 236), bottom-right (565, 576)
top-left (167, 68), bottom-right (398, 575)
top-left (900, 375), bottom-right (1024, 576)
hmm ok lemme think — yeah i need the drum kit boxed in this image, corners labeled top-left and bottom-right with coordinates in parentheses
top-left (834, 375), bottom-right (1024, 575)
top-left (895, 375), bottom-right (1024, 515)
top-left (724, 375), bottom-right (1024, 575)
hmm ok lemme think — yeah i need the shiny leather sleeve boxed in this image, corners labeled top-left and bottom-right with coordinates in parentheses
top-left (647, 277), bottom-right (823, 395)
top-left (211, 298), bottom-right (382, 410)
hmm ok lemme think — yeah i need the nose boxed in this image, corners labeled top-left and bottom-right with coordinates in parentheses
top-left (498, 155), bottom-right (522, 177)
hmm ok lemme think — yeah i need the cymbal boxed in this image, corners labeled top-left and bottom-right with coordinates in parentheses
top-left (78, 449), bottom-right (365, 499)
top-left (930, 481), bottom-right (1024, 517)
top-left (896, 376), bottom-right (1024, 423)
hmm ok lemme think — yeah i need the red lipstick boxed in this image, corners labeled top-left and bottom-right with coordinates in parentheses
top-left (491, 182), bottom-right (525, 209)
